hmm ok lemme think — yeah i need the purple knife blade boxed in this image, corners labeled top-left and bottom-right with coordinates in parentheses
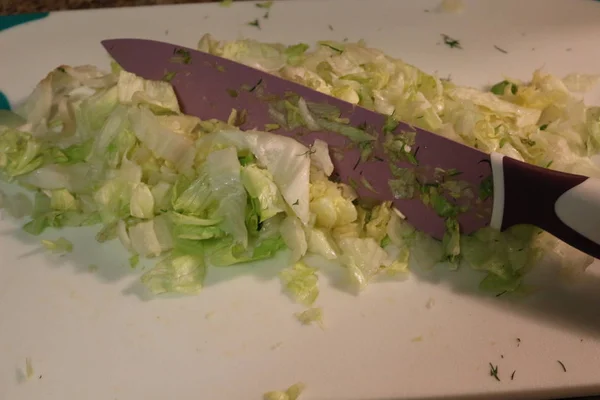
top-left (102, 38), bottom-right (495, 240)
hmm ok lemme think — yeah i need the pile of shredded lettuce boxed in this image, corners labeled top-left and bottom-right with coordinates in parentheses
top-left (199, 35), bottom-right (600, 287)
top-left (0, 62), bottom-right (406, 299)
top-left (0, 37), bottom-right (598, 299)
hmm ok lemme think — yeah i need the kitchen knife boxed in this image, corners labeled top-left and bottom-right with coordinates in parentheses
top-left (102, 38), bottom-right (600, 259)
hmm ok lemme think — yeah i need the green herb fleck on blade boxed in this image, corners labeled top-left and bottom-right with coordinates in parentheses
top-left (292, 199), bottom-right (299, 206)
top-left (494, 45), bottom-right (508, 54)
top-left (360, 176), bottom-right (379, 193)
top-left (248, 19), bottom-right (261, 29)
top-left (220, 0), bottom-right (233, 6)
top-left (405, 152), bottom-right (418, 165)
top-left (539, 124), bottom-right (548, 131)
top-left (489, 363), bottom-right (500, 381)
top-left (315, 118), bottom-right (376, 143)
top-left (499, 137), bottom-right (508, 148)
top-left (255, 1), bottom-right (273, 8)
top-left (441, 34), bottom-right (462, 49)
top-left (170, 48), bottom-right (192, 64)
top-left (263, 11), bottom-right (269, 19)
top-left (248, 78), bottom-right (263, 92)
top-left (479, 175), bottom-right (493, 201)
top-left (328, 24), bottom-right (334, 31)
top-left (446, 168), bottom-right (462, 177)
top-left (545, 160), bottom-right (553, 168)
top-left (162, 71), bottom-right (177, 82)
top-left (57, 67), bottom-right (66, 73)
top-left (383, 132), bottom-right (418, 165)
top-left (226, 89), bottom-right (239, 98)
top-left (557, 360), bottom-right (567, 372)
top-left (359, 141), bottom-right (374, 163)
top-left (383, 112), bottom-right (399, 134)
top-left (388, 166), bottom-right (417, 199)
top-left (430, 189), bottom-right (459, 218)
top-left (264, 123), bottom-right (280, 131)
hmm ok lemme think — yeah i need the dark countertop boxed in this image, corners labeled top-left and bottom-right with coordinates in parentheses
top-left (0, 0), bottom-right (226, 15)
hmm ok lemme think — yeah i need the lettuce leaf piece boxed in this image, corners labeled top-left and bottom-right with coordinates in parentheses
top-left (337, 237), bottom-right (392, 289)
top-left (280, 215), bottom-right (307, 263)
top-left (199, 129), bottom-right (311, 224)
top-left (172, 170), bottom-right (212, 215)
top-left (306, 228), bottom-right (338, 260)
top-left (280, 262), bottom-right (319, 305)
top-left (20, 163), bottom-right (93, 192)
top-left (263, 383), bottom-right (306, 400)
top-left (364, 202), bottom-right (392, 243)
top-left (129, 182), bottom-right (155, 219)
top-left (74, 86), bottom-right (119, 138)
top-left (168, 212), bottom-right (221, 226)
top-left (129, 107), bottom-right (195, 172)
top-left (207, 216), bottom-right (286, 266)
top-left (309, 139), bottom-right (334, 176)
top-left (241, 164), bottom-right (286, 221)
top-left (309, 170), bottom-right (357, 229)
top-left (206, 147), bottom-right (248, 247)
top-left (461, 225), bottom-right (540, 292)
top-left (442, 217), bottom-right (461, 268)
top-left (0, 129), bottom-right (44, 178)
top-left (411, 231), bottom-right (444, 270)
top-left (49, 189), bottom-right (78, 211)
top-left (117, 70), bottom-right (180, 113)
top-left (22, 191), bottom-right (100, 235)
top-left (128, 215), bottom-right (173, 257)
top-left (174, 225), bottom-right (225, 240)
top-left (284, 43), bottom-right (310, 65)
top-left (295, 307), bottom-right (323, 327)
top-left (141, 252), bottom-right (206, 294)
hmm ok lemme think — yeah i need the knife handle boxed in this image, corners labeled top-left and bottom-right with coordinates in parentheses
top-left (490, 152), bottom-right (600, 259)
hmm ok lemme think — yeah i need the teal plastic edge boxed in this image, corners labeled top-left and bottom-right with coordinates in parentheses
top-left (0, 12), bottom-right (49, 32)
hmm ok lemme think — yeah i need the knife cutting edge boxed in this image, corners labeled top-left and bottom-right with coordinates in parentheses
top-left (102, 38), bottom-right (600, 259)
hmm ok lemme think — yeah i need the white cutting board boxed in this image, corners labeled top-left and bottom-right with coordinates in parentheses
top-left (2, 1), bottom-right (600, 399)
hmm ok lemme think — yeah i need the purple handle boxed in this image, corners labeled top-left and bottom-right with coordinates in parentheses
top-left (500, 156), bottom-right (600, 259)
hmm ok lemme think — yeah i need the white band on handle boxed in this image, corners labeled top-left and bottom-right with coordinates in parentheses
top-left (555, 177), bottom-right (600, 244)
top-left (489, 152), bottom-right (505, 230)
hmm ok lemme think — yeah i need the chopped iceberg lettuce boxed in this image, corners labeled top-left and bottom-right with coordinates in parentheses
top-left (2, 34), bottom-right (598, 301)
